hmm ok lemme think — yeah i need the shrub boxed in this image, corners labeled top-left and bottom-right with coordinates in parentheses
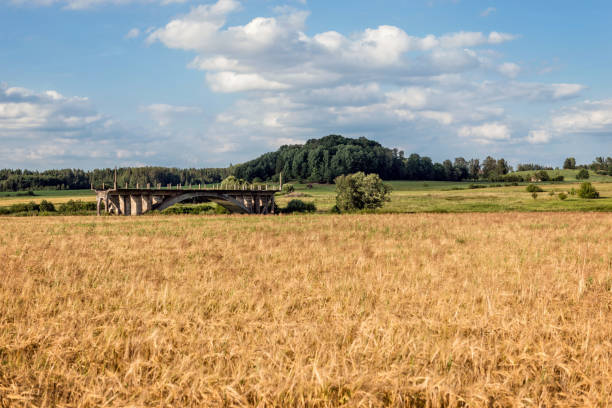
top-left (282, 184), bottom-right (295, 194)
top-left (534, 170), bottom-right (550, 182)
top-left (578, 182), bottom-right (599, 199)
top-left (58, 200), bottom-right (97, 213)
top-left (526, 184), bottom-right (543, 193)
top-left (531, 192), bottom-right (538, 200)
top-left (215, 204), bottom-right (230, 214)
top-left (39, 200), bottom-right (56, 212)
top-left (558, 192), bottom-right (568, 200)
top-left (551, 175), bottom-right (564, 182)
top-left (569, 188), bottom-right (576, 195)
top-left (306, 184), bottom-right (313, 189)
top-left (281, 199), bottom-right (316, 213)
top-left (576, 169), bottom-right (590, 180)
top-left (162, 204), bottom-right (214, 215)
top-left (335, 172), bottom-right (392, 212)
top-left (548, 190), bottom-right (555, 196)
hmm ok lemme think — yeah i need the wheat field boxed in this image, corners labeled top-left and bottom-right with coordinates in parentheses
top-left (1, 213), bottom-right (612, 407)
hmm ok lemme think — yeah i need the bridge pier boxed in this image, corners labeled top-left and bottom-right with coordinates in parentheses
top-left (142, 195), bottom-right (152, 213)
top-left (130, 195), bottom-right (142, 216)
top-left (119, 194), bottom-right (130, 216)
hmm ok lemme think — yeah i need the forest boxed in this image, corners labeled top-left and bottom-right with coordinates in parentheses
top-left (0, 135), bottom-right (610, 191)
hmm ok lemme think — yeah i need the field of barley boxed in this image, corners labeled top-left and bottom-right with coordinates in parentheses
top-left (1, 213), bottom-right (612, 406)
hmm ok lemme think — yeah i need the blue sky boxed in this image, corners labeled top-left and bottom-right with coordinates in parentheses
top-left (1, 0), bottom-right (611, 170)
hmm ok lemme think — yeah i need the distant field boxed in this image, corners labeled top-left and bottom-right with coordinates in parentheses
top-left (276, 179), bottom-right (612, 212)
top-left (1, 169), bottom-right (611, 213)
top-left (1, 213), bottom-right (612, 406)
top-left (0, 189), bottom-right (94, 205)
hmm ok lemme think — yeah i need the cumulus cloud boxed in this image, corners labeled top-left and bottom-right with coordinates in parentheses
top-left (141, 103), bottom-right (202, 126)
top-left (551, 99), bottom-right (612, 134)
top-left (0, 83), bottom-right (102, 132)
top-left (498, 62), bottom-right (521, 78)
top-left (206, 72), bottom-right (290, 92)
top-left (527, 129), bottom-right (551, 144)
top-left (458, 122), bottom-right (511, 144)
top-left (147, 0), bottom-right (516, 95)
top-left (525, 99), bottom-right (612, 145)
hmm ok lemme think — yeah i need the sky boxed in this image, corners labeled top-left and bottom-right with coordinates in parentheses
top-left (1, 0), bottom-right (611, 170)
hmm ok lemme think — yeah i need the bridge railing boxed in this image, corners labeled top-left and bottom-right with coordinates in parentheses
top-left (92, 182), bottom-right (281, 191)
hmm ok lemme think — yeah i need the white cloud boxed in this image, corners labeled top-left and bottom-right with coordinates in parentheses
top-left (147, 0), bottom-right (516, 87)
top-left (498, 62), bottom-right (521, 78)
top-left (552, 83), bottom-right (585, 99)
top-left (141, 103), bottom-right (202, 126)
top-left (0, 83), bottom-right (101, 132)
top-left (458, 122), bottom-right (511, 144)
top-left (125, 28), bottom-right (140, 39)
top-left (550, 99), bottom-right (612, 134)
top-left (480, 7), bottom-right (496, 17)
top-left (206, 72), bottom-right (290, 92)
top-left (527, 129), bottom-right (551, 144)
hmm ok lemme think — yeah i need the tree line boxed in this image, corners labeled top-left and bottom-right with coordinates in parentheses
top-left (1, 135), bottom-right (610, 191)
top-left (0, 167), bottom-right (231, 192)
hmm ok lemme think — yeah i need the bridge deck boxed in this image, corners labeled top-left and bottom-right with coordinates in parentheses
top-left (104, 187), bottom-right (279, 195)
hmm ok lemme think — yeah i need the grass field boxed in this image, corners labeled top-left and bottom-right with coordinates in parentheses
top-left (275, 180), bottom-right (612, 212)
top-left (1, 213), bottom-right (612, 406)
top-left (1, 169), bottom-right (611, 214)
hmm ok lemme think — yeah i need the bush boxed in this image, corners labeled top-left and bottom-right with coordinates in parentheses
top-left (162, 204), bottom-right (214, 215)
top-left (531, 192), bottom-right (538, 200)
top-left (526, 184), bottom-right (544, 193)
top-left (215, 204), bottom-right (230, 214)
top-left (576, 169), bottom-right (590, 180)
top-left (551, 175), bottom-right (564, 182)
top-left (281, 184), bottom-right (295, 194)
top-left (558, 192), bottom-right (568, 200)
top-left (578, 182), bottom-right (599, 199)
top-left (534, 170), bottom-right (550, 182)
top-left (281, 199), bottom-right (316, 213)
top-left (39, 200), bottom-right (56, 212)
top-left (58, 200), bottom-right (97, 213)
top-left (335, 172), bottom-right (392, 212)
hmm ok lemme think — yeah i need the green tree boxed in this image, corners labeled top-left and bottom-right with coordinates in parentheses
top-left (334, 172), bottom-right (392, 211)
top-left (563, 157), bottom-right (576, 169)
top-left (495, 158), bottom-right (511, 175)
top-left (468, 159), bottom-right (480, 180)
top-left (576, 169), bottom-right (590, 180)
top-left (220, 175), bottom-right (246, 188)
top-left (482, 156), bottom-right (497, 178)
top-left (578, 182), bottom-right (599, 198)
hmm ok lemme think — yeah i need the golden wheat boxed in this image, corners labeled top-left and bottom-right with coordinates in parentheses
top-left (1, 213), bottom-right (611, 407)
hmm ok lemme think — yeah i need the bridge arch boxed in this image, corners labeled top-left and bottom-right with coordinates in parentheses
top-left (153, 192), bottom-right (250, 214)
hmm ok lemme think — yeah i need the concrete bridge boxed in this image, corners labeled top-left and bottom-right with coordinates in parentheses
top-left (94, 184), bottom-right (279, 216)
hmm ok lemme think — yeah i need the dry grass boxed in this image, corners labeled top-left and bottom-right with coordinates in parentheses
top-left (1, 213), bottom-right (612, 407)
